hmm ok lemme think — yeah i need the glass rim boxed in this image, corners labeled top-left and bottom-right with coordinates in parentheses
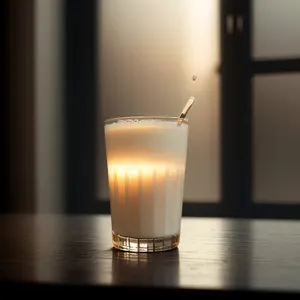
top-left (104, 115), bottom-right (188, 125)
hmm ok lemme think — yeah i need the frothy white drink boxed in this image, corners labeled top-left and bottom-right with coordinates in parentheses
top-left (105, 118), bottom-right (188, 239)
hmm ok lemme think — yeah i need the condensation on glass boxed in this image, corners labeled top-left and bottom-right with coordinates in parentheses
top-left (97, 0), bottom-right (220, 203)
top-left (253, 74), bottom-right (300, 203)
top-left (253, 0), bottom-right (300, 59)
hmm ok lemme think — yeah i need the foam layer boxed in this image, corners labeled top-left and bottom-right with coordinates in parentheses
top-left (105, 117), bottom-right (188, 165)
top-left (105, 117), bottom-right (188, 129)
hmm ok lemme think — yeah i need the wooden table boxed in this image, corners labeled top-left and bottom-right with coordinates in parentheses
top-left (1, 214), bottom-right (300, 296)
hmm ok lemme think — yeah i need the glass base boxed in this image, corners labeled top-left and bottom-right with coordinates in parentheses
top-left (112, 231), bottom-right (180, 253)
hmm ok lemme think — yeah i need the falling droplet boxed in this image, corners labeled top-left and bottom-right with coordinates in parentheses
top-left (192, 75), bottom-right (197, 81)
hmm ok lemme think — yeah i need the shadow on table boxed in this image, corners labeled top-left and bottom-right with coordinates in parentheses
top-left (111, 248), bottom-right (180, 287)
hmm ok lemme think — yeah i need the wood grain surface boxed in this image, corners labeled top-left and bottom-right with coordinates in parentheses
top-left (0, 214), bottom-right (300, 295)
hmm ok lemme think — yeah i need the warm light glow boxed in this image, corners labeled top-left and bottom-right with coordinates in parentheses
top-left (183, 0), bottom-right (219, 93)
top-left (128, 169), bottom-right (139, 177)
top-left (108, 164), bottom-right (186, 181)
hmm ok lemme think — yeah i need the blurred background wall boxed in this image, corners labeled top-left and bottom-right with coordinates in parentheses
top-left (2, 0), bottom-right (300, 217)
